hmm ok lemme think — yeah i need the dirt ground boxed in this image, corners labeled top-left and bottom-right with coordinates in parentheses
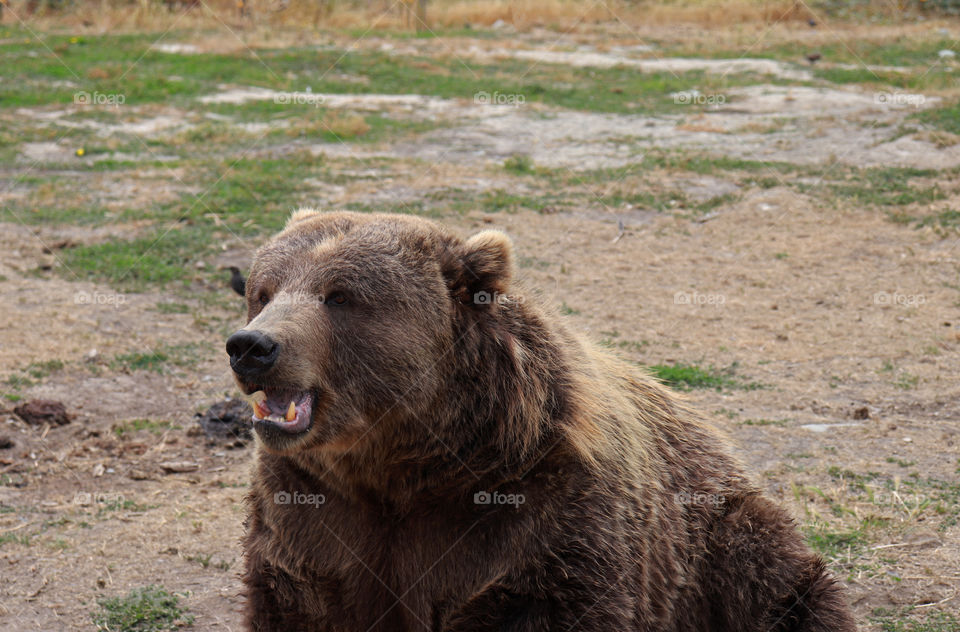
top-left (1, 16), bottom-right (959, 632)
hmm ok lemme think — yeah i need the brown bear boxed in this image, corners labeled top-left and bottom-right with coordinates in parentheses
top-left (226, 209), bottom-right (855, 632)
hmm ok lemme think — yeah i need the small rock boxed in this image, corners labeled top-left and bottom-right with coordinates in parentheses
top-left (92, 463), bottom-right (105, 477)
top-left (160, 461), bottom-right (200, 473)
top-left (13, 400), bottom-right (73, 426)
top-left (939, 49), bottom-right (956, 59)
top-left (85, 349), bottom-right (99, 363)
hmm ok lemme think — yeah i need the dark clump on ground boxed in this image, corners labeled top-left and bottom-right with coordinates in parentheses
top-left (13, 399), bottom-right (73, 426)
top-left (195, 398), bottom-right (252, 447)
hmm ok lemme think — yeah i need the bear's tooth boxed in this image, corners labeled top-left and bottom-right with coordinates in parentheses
top-left (253, 401), bottom-right (267, 419)
top-left (285, 401), bottom-right (297, 422)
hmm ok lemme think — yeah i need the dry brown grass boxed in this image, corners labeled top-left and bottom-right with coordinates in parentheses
top-left (2, 0), bottom-right (820, 34)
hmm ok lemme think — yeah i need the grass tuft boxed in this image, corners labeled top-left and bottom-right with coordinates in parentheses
top-left (648, 361), bottom-right (765, 391)
top-left (91, 585), bottom-right (193, 632)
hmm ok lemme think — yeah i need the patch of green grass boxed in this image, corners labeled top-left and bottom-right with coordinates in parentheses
top-left (648, 361), bottom-right (764, 391)
top-left (598, 331), bottom-right (649, 352)
top-left (894, 372), bottom-right (919, 390)
top-left (92, 585), bottom-right (193, 632)
top-left (641, 151), bottom-right (802, 176)
top-left (827, 466), bottom-right (881, 492)
top-left (113, 419), bottom-right (179, 437)
top-left (803, 522), bottom-right (869, 562)
top-left (898, 476), bottom-right (960, 530)
top-left (691, 192), bottom-right (739, 214)
top-left (692, 38), bottom-right (957, 88)
top-left (26, 359), bottom-right (64, 379)
top-left (185, 553), bottom-right (213, 568)
top-left (154, 302), bottom-right (190, 314)
top-left (824, 167), bottom-right (944, 207)
top-left (3, 359), bottom-right (65, 396)
top-left (915, 209), bottom-right (960, 234)
top-left (913, 98), bottom-right (960, 135)
top-left (738, 418), bottom-right (790, 427)
top-left (96, 499), bottom-right (155, 516)
top-left (503, 154), bottom-right (535, 174)
top-left (812, 67), bottom-right (932, 91)
top-left (479, 190), bottom-right (557, 213)
top-left (110, 351), bottom-right (171, 373)
top-left (871, 608), bottom-right (960, 632)
top-left (61, 230), bottom-right (200, 290)
top-left (886, 457), bottom-right (917, 468)
top-left (713, 407), bottom-right (739, 419)
top-left (110, 343), bottom-right (205, 374)
top-left (0, 533), bottom-right (32, 547)
top-left (0, 35), bottom-right (747, 114)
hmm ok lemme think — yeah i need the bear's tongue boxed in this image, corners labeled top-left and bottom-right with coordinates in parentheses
top-left (249, 388), bottom-right (313, 432)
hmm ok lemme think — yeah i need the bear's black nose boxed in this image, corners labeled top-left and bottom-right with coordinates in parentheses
top-left (226, 330), bottom-right (279, 377)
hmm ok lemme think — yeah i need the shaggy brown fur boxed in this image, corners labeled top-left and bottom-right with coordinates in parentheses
top-left (230, 209), bottom-right (855, 632)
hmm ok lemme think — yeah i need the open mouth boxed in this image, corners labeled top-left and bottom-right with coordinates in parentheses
top-left (242, 385), bottom-right (315, 435)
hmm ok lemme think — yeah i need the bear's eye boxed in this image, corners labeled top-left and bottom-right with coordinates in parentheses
top-left (257, 293), bottom-right (270, 307)
top-left (326, 292), bottom-right (348, 306)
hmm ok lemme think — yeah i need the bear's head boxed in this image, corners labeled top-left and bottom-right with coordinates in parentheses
top-left (226, 209), bottom-right (517, 458)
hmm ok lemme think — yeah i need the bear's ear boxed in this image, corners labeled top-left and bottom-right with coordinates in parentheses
top-left (443, 230), bottom-right (513, 306)
top-left (285, 208), bottom-right (320, 228)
